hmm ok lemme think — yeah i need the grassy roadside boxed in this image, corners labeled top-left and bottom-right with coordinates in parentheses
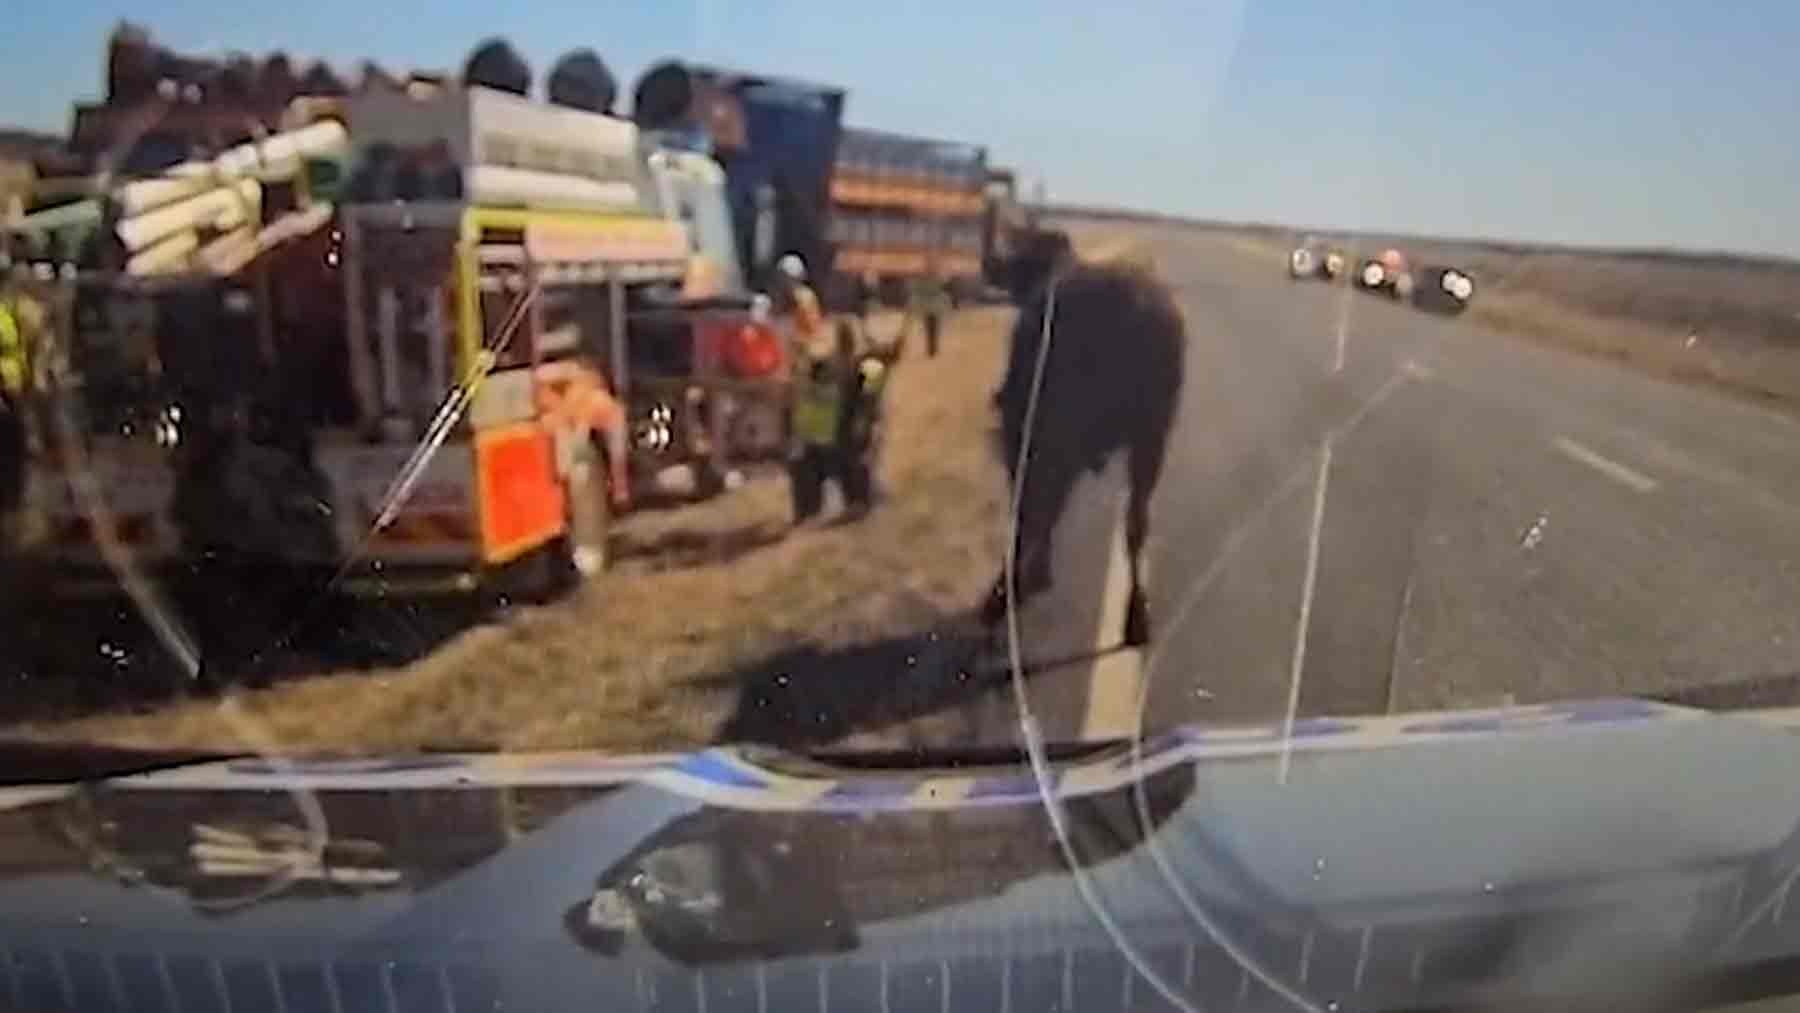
top-left (1203, 230), bottom-right (1800, 413)
top-left (21, 310), bottom-right (1016, 755)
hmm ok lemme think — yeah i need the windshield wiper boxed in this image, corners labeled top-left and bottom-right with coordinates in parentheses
top-left (747, 737), bottom-right (1124, 774)
top-left (1650, 672), bottom-right (1800, 712)
top-left (0, 740), bottom-right (238, 787)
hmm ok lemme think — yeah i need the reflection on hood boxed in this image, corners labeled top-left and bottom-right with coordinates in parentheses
top-left (571, 760), bottom-right (1196, 964)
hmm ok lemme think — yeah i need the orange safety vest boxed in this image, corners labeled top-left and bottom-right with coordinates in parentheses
top-left (534, 360), bottom-right (624, 435)
top-left (791, 284), bottom-right (825, 342)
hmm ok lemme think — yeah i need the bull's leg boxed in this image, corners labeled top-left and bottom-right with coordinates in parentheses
top-left (984, 461), bottom-right (1077, 627)
top-left (1123, 427), bottom-right (1169, 647)
top-left (1122, 484), bottom-right (1152, 647)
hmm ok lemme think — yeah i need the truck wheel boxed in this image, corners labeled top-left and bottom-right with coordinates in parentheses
top-left (483, 540), bottom-right (573, 608)
top-left (694, 459), bottom-right (726, 500)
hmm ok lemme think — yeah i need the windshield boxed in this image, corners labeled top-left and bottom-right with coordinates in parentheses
top-left (5, 6), bottom-right (1800, 1011)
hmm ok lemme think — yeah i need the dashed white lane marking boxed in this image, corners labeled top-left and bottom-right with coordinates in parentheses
top-left (1552, 436), bottom-right (1660, 493)
top-left (1080, 505), bottom-right (1145, 739)
top-left (1331, 278), bottom-right (1354, 374)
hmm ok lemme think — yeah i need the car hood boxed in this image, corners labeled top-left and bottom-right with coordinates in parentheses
top-left (4, 699), bottom-right (1800, 1011)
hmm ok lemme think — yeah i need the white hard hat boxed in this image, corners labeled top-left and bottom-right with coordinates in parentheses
top-left (777, 253), bottom-right (806, 280)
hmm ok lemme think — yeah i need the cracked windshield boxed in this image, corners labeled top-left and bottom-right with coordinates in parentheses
top-left (7, 3), bottom-right (1800, 1011)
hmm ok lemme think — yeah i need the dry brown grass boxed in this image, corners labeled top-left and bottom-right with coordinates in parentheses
top-left (23, 310), bottom-right (1016, 755)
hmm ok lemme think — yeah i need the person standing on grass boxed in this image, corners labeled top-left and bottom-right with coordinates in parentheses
top-left (858, 270), bottom-right (881, 320)
top-left (0, 274), bottom-right (41, 530)
top-left (788, 320), bottom-right (850, 524)
top-left (778, 251), bottom-right (845, 523)
top-left (774, 253), bottom-right (825, 358)
top-left (835, 321), bottom-right (891, 519)
top-left (909, 269), bottom-right (949, 358)
top-left (534, 357), bottom-right (631, 512)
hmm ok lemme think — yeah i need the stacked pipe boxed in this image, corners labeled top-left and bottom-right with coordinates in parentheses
top-left (112, 120), bottom-right (349, 278)
top-left (341, 83), bottom-right (641, 212)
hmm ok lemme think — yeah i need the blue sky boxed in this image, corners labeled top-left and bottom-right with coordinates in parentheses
top-left (10, 0), bottom-right (1800, 256)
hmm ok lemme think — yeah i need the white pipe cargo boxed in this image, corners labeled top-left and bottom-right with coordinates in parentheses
top-left (125, 229), bottom-right (198, 276)
top-left (194, 205), bottom-right (335, 279)
top-left (115, 175), bottom-right (214, 218)
top-left (116, 179), bottom-right (262, 253)
top-left (258, 202), bottom-right (335, 247)
top-left (217, 120), bottom-right (349, 180)
top-left (161, 121), bottom-right (350, 188)
top-left (196, 226), bottom-right (257, 277)
top-left (463, 165), bottom-right (641, 212)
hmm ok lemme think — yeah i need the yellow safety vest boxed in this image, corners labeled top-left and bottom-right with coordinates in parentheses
top-left (0, 302), bottom-right (23, 396)
top-left (792, 364), bottom-right (842, 447)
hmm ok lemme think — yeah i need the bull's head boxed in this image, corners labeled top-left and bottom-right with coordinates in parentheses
top-left (997, 226), bottom-right (1075, 303)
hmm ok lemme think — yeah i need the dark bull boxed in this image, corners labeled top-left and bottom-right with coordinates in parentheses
top-left (984, 229), bottom-right (1187, 646)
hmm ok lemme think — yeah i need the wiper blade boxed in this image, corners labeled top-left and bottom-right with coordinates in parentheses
top-left (1650, 672), bottom-right (1800, 712)
top-left (0, 740), bottom-right (238, 787)
top-left (754, 737), bottom-right (1124, 774)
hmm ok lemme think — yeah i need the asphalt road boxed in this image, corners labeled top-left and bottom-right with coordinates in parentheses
top-left (961, 225), bottom-right (1800, 747)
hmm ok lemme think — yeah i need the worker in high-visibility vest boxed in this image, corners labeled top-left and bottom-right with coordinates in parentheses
top-left (0, 302), bottom-right (23, 400)
top-left (908, 270), bottom-right (949, 358)
top-left (788, 326), bottom-right (846, 524)
top-left (774, 253), bottom-right (825, 356)
top-left (535, 358), bottom-right (631, 511)
top-left (790, 320), bottom-right (890, 523)
top-left (836, 338), bottom-right (890, 516)
top-left (0, 289), bottom-right (26, 521)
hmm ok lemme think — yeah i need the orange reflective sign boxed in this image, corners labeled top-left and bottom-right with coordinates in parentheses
top-left (476, 423), bottom-right (567, 564)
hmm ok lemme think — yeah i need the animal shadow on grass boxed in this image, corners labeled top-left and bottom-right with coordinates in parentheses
top-left (0, 577), bottom-right (485, 725)
top-left (708, 627), bottom-right (1005, 749)
top-left (611, 523), bottom-right (789, 572)
top-left (707, 625), bottom-right (1134, 750)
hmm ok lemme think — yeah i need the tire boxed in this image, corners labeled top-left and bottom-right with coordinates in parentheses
top-left (182, 554), bottom-right (330, 689)
top-left (483, 540), bottom-right (573, 608)
top-left (694, 458), bottom-right (726, 500)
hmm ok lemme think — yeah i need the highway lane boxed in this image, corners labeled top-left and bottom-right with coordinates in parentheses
top-left (961, 224), bottom-right (1800, 748)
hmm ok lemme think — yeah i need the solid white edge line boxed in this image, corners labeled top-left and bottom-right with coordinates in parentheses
top-left (1552, 436), bottom-right (1659, 493)
top-left (1280, 436), bottom-right (1334, 784)
top-left (1080, 503), bottom-right (1144, 740)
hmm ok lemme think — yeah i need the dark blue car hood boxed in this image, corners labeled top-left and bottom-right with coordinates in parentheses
top-left (4, 698), bottom-right (1800, 1012)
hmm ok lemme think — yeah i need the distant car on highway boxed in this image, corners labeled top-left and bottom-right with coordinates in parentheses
top-left (1414, 264), bottom-right (1477, 314)
top-left (1287, 236), bottom-right (1347, 281)
top-left (1354, 247), bottom-right (1415, 300)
